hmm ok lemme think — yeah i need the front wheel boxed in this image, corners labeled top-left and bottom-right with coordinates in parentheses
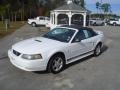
top-left (48, 54), bottom-right (65, 74)
top-left (94, 44), bottom-right (102, 56)
top-left (113, 23), bottom-right (116, 26)
top-left (31, 22), bottom-right (36, 27)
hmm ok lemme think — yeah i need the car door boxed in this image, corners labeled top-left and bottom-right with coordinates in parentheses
top-left (67, 28), bottom-right (97, 62)
top-left (67, 30), bottom-right (87, 62)
top-left (38, 17), bottom-right (45, 25)
top-left (82, 28), bottom-right (98, 52)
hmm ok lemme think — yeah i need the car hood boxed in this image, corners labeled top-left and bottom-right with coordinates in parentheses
top-left (12, 37), bottom-right (65, 54)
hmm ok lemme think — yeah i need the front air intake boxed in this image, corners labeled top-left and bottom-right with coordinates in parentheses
top-left (13, 50), bottom-right (21, 56)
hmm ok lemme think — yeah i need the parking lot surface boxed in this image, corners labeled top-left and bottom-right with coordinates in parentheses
top-left (0, 25), bottom-right (120, 90)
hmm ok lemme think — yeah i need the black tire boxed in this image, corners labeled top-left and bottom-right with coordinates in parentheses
top-left (101, 22), bottom-right (104, 26)
top-left (113, 23), bottom-right (116, 26)
top-left (93, 22), bottom-right (96, 26)
top-left (31, 22), bottom-right (36, 27)
top-left (94, 44), bottom-right (102, 56)
top-left (47, 54), bottom-right (65, 74)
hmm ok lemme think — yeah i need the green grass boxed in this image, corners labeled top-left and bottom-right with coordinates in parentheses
top-left (0, 21), bottom-right (25, 38)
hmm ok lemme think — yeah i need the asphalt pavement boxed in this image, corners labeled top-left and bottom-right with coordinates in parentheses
top-left (0, 25), bottom-right (120, 90)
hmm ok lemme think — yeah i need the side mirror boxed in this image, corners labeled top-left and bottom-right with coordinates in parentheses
top-left (74, 38), bottom-right (81, 43)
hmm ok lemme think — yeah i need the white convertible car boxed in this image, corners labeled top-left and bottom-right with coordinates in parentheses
top-left (8, 25), bottom-right (104, 74)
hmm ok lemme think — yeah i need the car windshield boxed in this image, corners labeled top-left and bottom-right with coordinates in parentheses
top-left (43, 28), bottom-right (75, 42)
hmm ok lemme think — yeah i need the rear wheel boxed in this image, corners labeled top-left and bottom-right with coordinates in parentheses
top-left (101, 22), bottom-right (104, 26)
top-left (94, 44), bottom-right (102, 56)
top-left (48, 54), bottom-right (65, 74)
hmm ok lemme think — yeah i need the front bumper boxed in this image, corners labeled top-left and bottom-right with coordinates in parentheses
top-left (8, 50), bottom-right (47, 71)
top-left (27, 20), bottom-right (32, 25)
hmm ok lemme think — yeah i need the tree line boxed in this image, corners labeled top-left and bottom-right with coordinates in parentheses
top-left (0, 0), bottom-right (118, 22)
top-left (0, 0), bottom-right (86, 22)
top-left (95, 1), bottom-right (120, 20)
top-left (96, 1), bottom-right (112, 14)
top-left (0, 0), bottom-right (85, 21)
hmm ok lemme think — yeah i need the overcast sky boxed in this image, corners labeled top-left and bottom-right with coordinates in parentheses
top-left (85, 0), bottom-right (120, 15)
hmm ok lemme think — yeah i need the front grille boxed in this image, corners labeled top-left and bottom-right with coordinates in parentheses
top-left (13, 50), bottom-right (21, 56)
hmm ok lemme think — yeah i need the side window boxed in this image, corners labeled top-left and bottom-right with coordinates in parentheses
top-left (83, 30), bottom-right (89, 38)
top-left (83, 29), bottom-right (97, 38)
top-left (72, 30), bottom-right (86, 42)
top-left (39, 17), bottom-right (44, 20)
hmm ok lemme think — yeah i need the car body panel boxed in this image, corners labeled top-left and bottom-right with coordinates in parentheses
top-left (8, 26), bottom-right (104, 72)
top-left (109, 19), bottom-right (120, 25)
top-left (90, 19), bottom-right (105, 26)
top-left (28, 16), bottom-right (50, 26)
top-left (12, 37), bottom-right (65, 55)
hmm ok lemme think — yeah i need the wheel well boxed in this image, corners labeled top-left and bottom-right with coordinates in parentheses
top-left (32, 22), bottom-right (36, 24)
top-left (50, 52), bottom-right (65, 61)
top-left (113, 22), bottom-right (116, 25)
top-left (46, 52), bottom-right (66, 71)
top-left (97, 42), bottom-right (102, 46)
top-left (102, 22), bottom-right (104, 25)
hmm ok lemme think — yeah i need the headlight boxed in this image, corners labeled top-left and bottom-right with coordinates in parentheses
top-left (22, 54), bottom-right (42, 60)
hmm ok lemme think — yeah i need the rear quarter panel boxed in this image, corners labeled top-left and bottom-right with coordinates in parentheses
top-left (95, 31), bottom-right (105, 47)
